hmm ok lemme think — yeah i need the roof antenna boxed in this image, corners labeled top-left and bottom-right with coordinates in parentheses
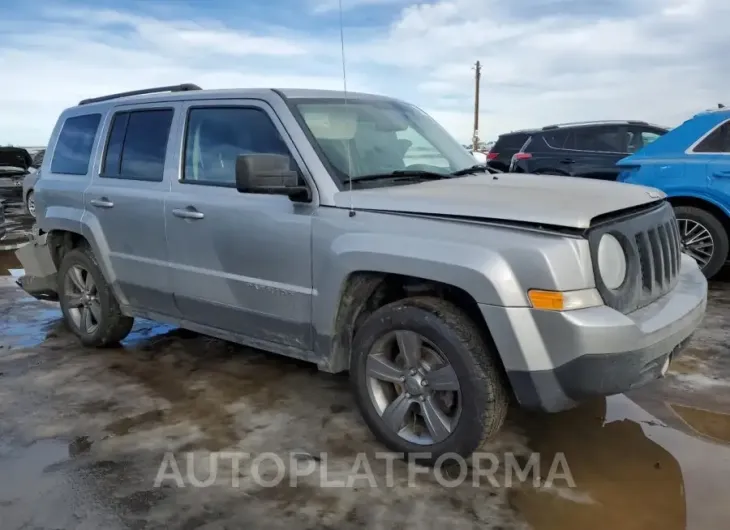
top-left (337, 0), bottom-right (356, 217)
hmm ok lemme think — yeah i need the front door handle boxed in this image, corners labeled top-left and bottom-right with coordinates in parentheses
top-left (559, 158), bottom-right (574, 164)
top-left (90, 197), bottom-right (114, 208)
top-left (712, 170), bottom-right (730, 179)
top-left (172, 206), bottom-right (205, 220)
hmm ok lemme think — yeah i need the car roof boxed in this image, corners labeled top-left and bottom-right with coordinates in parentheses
top-left (70, 84), bottom-right (401, 112)
top-left (499, 120), bottom-right (667, 137)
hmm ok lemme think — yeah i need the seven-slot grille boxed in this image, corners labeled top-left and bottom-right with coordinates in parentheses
top-left (589, 201), bottom-right (682, 314)
top-left (635, 216), bottom-right (682, 297)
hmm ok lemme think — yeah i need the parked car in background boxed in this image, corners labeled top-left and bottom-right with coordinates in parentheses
top-left (485, 131), bottom-right (532, 172)
top-left (618, 109), bottom-right (730, 279)
top-left (15, 84), bottom-right (707, 462)
top-left (23, 168), bottom-right (40, 217)
top-left (489, 121), bottom-right (668, 178)
top-left (0, 146), bottom-right (33, 193)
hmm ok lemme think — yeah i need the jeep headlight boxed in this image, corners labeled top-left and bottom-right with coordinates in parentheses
top-left (597, 233), bottom-right (627, 290)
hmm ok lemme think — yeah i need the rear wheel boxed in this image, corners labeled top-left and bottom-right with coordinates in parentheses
top-left (58, 247), bottom-right (134, 347)
top-left (350, 296), bottom-right (509, 465)
top-left (674, 206), bottom-right (728, 279)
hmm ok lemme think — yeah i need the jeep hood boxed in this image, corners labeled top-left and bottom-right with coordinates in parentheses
top-left (0, 147), bottom-right (32, 173)
top-left (333, 173), bottom-right (665, 230)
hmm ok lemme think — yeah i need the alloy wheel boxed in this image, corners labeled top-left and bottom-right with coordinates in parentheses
top-left (64, 265), bottom-right (101, 335)
top-left (678, 218), bottom-right (714, 269)
top-left (27, 192), bottom-right (35, 217)
top-left (365, 330), bottom-right (462, 445)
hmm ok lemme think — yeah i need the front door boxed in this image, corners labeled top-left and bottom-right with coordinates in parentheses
top-left (164, 99), bottom-right (315, 352)
top-left (83, 103), bottom-right (181, 316)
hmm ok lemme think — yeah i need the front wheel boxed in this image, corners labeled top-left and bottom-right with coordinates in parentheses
top-left (350, 296), bottom-right (509, 465)
top-left (58, 246), bottom-right (134, 347)
top-left (674, 206), bottom-right (729, 279)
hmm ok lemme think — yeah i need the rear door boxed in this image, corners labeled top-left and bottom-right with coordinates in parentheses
top-left (83, 103), bottom-right (181, 317)
top-left (694, 120), bottom-right (730, 200)
top-left (564, 125), bottom-right (629, 181)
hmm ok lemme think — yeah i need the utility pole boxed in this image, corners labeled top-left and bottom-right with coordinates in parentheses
top-left (472, 60), bottom-right (481, 151)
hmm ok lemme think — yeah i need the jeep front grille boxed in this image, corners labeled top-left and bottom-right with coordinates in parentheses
top-left (635, 219), bottom-right (682, 297)
top-left (589, 201), bottom-right (681, 314)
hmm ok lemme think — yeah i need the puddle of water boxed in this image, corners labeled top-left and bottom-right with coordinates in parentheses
top-left (121, 320), bottom-right (179, 346)
top-left (667, 403), bottom-right (730, 444)
top-left (511, 395), bottom-right (730, 530)
top-left (0, 251), bottom-right (22, 275)
top-left (0, 305), bottom-right (62, 349)
top-left (0, 439), bottom-right (68, 502)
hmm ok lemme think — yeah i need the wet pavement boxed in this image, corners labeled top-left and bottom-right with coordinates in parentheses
top-left (0, 223), bottom-right (729, 528)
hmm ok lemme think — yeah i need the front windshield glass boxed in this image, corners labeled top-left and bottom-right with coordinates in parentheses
top-left (291, 98), bottom-right (480, 188)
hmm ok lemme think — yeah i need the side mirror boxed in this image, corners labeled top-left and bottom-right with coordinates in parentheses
top-left (235, 154), bottom-right (310, 201)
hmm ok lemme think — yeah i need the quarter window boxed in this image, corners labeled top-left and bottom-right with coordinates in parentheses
top-left (693, 121), bottom-right (730, 153)
top-left (101, 109), bottom-right (174, 182)
top-left (50, 114), bottom-right (101, 175)
top-left (182, 107), bottom-right (295, 186)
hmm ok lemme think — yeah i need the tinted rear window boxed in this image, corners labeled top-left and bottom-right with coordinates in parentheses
top-left (101, 109), bottom-right (174, 182)
top-left (50, 114), bottom-right (101, 175)
top-left (694, 121), bottom-right (730, 153)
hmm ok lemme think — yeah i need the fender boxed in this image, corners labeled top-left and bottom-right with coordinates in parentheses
top-left (78, 209), bottom-right (131, 307)
top-left (311, 223), bottom-right (595, 371)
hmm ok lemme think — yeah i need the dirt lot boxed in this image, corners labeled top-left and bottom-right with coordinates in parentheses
top-left (1, 189), bottom-right (729, 529)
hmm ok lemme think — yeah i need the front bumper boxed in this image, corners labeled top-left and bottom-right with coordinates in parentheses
top-left (481, 253), bottom-right (707, 412)
top-left (0, 175), bottom-right (25, 190)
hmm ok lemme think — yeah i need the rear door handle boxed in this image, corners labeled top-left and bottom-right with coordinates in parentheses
top-left (560, 158), bottom-right (574, 164)
top-left (712, 170), bottom-right (730, 178)
top-left (90, 197), bottom-right (114, 208)
top-left (172, 206), bottom-right (205, 220)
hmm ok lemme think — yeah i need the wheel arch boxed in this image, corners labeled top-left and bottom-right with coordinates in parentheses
top-left (321, 271), bottom-right (510, 385)
top-left (666, 195), bottom-right (730, 237)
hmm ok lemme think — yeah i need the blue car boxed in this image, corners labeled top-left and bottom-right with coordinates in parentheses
top-left (617, 109), bottom-right (730, 279)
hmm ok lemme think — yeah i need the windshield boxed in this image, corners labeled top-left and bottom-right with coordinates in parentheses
top-left (291, 98), bottom-right (480, 188)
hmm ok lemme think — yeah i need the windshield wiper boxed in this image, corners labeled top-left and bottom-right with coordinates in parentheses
top-left (450, 164), bottom-right (500, 176)
top-left (350, 170), bottom-right (450, 183)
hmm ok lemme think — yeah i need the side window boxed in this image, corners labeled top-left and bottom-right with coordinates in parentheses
top-left (693, 122), bottom-right (730, 153)
top-left (101, 109), bottom-right (173, 182)
top-left (641, 131), bottom-right (662, 145)
top-left (50, 113), bottom-right (101, 175)
top-left (183, 107), bottom-right (294, 186)
top-left (101, 112), bottom-right (129, 176)
top-left (627, 129), bottom-right (663, 153)
top-left (574, 127), bottom-right (625, 152)
top-left (543, 130), bottom-right (570, 149)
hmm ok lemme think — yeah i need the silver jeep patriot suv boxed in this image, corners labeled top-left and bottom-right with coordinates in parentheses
top-left (16, 84), bottom-right (707, 463)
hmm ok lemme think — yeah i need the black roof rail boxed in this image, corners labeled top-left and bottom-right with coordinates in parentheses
top-left (78, 83), bottom-right (202, 106)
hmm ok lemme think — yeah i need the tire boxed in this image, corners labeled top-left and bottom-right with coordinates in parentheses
top-left (58, 247), bottom-right (134, 347)
top-left (674, 206), bottom-right (729, 280)
top-left (26, 190), bottom-right (36, 218)
top-left (350, 296), bottom-right (509, 465)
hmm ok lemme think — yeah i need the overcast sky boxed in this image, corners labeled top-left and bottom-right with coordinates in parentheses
top-left (1, 0), bottom-right (727, 146)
